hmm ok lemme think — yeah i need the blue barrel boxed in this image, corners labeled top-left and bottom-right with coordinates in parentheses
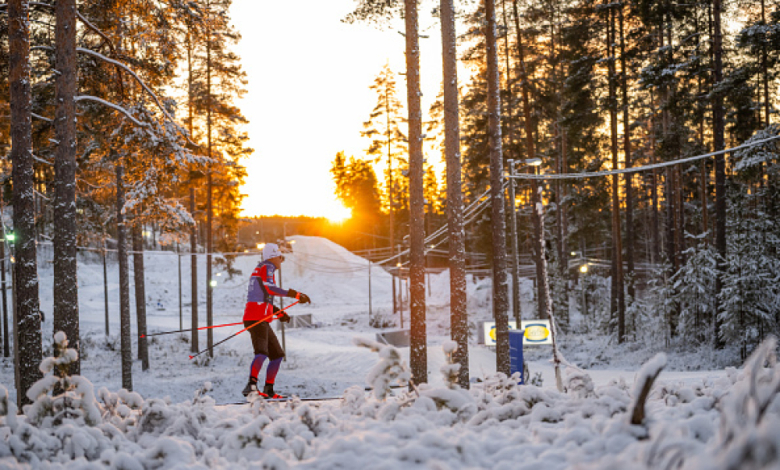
top-left (509, 330), bottom-right (524, 384)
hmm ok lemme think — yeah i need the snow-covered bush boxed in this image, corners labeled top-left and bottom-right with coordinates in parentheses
top-left (440, 341), bottom-right (461, 390)
top-left (96, 386), bottom-right (143, 432)
top-left (25, 332), bottom-right (102, 427)
top-left (353, 337), bottom-right (411, 400)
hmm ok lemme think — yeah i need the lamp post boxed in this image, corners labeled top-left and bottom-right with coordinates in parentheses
top-left (507, 158), bottom-right (542, 325)
top-left (523, 158), bottom-right (544, 320)
top-left (507, 160), bottom-right (521, 326)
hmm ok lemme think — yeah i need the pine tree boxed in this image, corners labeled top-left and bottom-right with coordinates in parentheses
top-left (53, 0), bottom-right (79, 375)
top-left (485, 0), bottom-right (511, 377)
top-left (362, 64), bottom-right (408, 314)
top-left (9, 0), bottom-right (43, 407)
top-left (330, 152), bottom-right (382, 229)
top-left (404, 0), bottom-right (427, 386)
top-left (440, 0), bottom-right (470, 388)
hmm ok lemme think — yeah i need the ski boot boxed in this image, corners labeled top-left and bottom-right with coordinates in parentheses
top-left (259, 382), bottom-right (285, 400)
top-left (242, 380), bottom-right (257, 397)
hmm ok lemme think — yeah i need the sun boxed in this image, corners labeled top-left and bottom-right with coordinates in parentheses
top-left (325, 201), bottom-right (352, 224)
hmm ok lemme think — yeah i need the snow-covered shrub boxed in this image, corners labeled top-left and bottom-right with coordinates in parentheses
top-left (191, 381), bottom-right (215, 407)
top-left (0, 385), bottom-right (18, 430)
top-left (564, 366), bottom-right (595, 399)
top-left (353, 337), bottom-right (411, 400)
top-left (711, 337), bottom-right (780, 468)
top-left (96, 387), bottom-right (144, 433)
top-left (440, 341), bottom-right (460, 390)
top-left (25, 332), bottom-right (102, 427)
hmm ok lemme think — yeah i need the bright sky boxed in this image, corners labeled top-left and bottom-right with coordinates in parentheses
top-left (230, 0), bottom-right (449, 220)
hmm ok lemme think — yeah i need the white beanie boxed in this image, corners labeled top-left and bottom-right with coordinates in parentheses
top-left (263, 243), bottom-right (282, 260)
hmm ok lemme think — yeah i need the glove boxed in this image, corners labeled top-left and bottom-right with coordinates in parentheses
top-left (287, 288), bottom-right (299, 299)
top-left (278, 312), bottom-right (291, 323)
top-left (299, 293), bottom-right (311, 304)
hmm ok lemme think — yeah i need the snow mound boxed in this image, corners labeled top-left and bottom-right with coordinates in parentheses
top-left (266, 235), bottom-right (393, 308)
top-left (2, 339), bottom-right (780, 469)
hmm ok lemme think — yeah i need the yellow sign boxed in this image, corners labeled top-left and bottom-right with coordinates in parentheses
top-left (524, 325), bottom-right (550, 341)
top-left (520, 320), bottom-right (553, 345)
top-left (482, 322), bottom-right (517, 346)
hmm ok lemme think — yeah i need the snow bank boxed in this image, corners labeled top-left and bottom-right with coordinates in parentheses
top-left (1, 339), bottom-right (779, 469)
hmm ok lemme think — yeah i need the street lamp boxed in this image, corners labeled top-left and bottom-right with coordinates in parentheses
top-left (507, 158), bottom-right (544, 324)
top-left (579, 263), bottom-right (588, 319)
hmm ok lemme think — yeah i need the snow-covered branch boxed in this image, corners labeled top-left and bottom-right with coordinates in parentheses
top-left (31, 113), bottom-right (53, 123)
top-left (32, 154), bottom-right (53, 166)
top-left (76, 47), bottom-right (199, 149)
top-left (75, 10), bottom-right (116, 52)
top-left (74, 95), bottom-right (144, 127)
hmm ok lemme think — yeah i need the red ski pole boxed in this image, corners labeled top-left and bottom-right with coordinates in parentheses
top-left (188, 300), bottom-right (300, 360)
top-left (140, 321), bottom-right (245, 339)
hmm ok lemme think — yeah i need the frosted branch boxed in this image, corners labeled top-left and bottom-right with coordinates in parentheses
top-left (32, 113), bottom-right (53, 123)
top-left (75, 11), bottom-right (116, 52)
top-left (74, 95), bottom-right (144, 127)
top-left (32, 154), bottom-right (53, 166)
top-left (76, 47), bottom-right (199, 149)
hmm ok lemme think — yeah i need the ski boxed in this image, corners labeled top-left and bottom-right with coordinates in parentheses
top-left (217, 385), bottom-right (409, 406)
top-left (217, 395), bottom-right (343, 406)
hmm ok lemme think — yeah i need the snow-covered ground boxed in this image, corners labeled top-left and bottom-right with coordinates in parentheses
top-left (0, 235), bottom-right (777, 469)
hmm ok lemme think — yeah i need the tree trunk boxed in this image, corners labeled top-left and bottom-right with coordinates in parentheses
top-left (486, 0), bottom-right (510, 376)
top-left (761, 0), bottom-right (770, 126)
top-left (132, 223), bottom-right (149, 370)
top-left (186, 19), bottom-right (199, 354)
top-left (116, 163), bottom-right (132, 391)
top-left (441, 0), bottom-right (469, 388)
top-left (650, 91), bottom-right (660, 264)
top-left (512, 0), bottom-right (547, 323)
top-left (1, 234), bottom-right (8, 358)
top-left (205, 0), bottom-right (214, 355)
top-left (387, 87), bottom-right (397, 315)
top-left (619, 6), bottom-right (635, 305)
top-left (502, 0), bottom-right (522, 326)
top-left (713, 0), bottom-right (726, 349)
top-left (54, 0), bottom-right (79, 375)
top-left (675, 165), bottom-right (685, 266)
top-left (190, 189), bottom-right (198, 352)
top-left (607, 7), bottom-right (625, 342)
top-left (9, 0), bottom-right (42, 407)
top-left (405, 0), bottom-right (427, 386)
top-left (551, 6), bottom-right (567, 322)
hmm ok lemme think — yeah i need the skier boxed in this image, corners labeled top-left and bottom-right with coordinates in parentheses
top-left (242, 242), bottom-right (311, 399)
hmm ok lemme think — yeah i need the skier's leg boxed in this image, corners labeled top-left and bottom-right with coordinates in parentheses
top-left (243, 314), bottom-right (271, 396)
top-left (263, 317), bottom-right (286, 397)
top-left (250, 353), bottom-right (268, 383)
top-left (265, 358), bottom-right (282, 385)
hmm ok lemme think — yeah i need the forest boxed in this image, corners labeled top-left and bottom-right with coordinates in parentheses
top-left (331, 0), bottom-right (780, 379)
top-left (1, 0), bottom-right (779, 405)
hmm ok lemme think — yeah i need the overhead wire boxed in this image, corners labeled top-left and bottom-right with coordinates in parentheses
top-left (508, 133), bottom-right (780, 181)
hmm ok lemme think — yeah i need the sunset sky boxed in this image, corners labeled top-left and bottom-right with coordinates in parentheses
top-left (230, 0), bottom-right (454, 220)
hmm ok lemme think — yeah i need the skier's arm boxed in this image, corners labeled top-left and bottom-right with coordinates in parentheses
top-left (262, 279), bottom-right (289, 297)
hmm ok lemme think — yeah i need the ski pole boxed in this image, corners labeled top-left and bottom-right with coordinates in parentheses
top-left (188, 300), bottom-right (300, 360)
top-left (140, 321), bottom-right (244, 339)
